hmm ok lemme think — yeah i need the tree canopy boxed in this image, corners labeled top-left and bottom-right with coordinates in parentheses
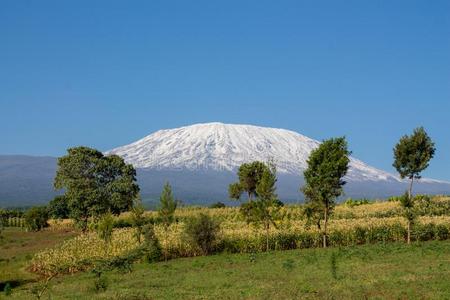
top-left (54, 146), bottom-right (139, 230)
top-left (393, 127), bottom-right (435, 192)
top-left (302, 137), bottom-right (350, 247)
top-left (228, 161), bottom-right (269, 201)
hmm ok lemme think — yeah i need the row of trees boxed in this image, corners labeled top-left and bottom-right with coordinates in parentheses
top-left (229, 127), bottom-right (435, 247)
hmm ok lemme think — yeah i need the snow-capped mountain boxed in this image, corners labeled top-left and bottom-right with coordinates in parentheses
top-left (108, 122), bottom-right (397, 181)
top-left (105, 122), bottom-right (450, 203)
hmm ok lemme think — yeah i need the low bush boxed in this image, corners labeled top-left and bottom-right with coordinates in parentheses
top-left (142, 224), bottom-right (162, 263)
top-left (24, 206), bottom-right (49, 231)
top-left (344, 198), bottom-right (372, 207)
top-left (184, 214), bottom-right (220, 255)
top-left (209, 202), bottom-right (226, 209)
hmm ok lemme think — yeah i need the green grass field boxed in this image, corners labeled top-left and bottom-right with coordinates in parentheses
top-left (0, 228), bottom-right (76, 294)
top-left (2, 227), bottom-right (450, 299)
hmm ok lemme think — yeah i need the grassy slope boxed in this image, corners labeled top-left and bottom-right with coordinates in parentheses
top-left (0, 228), bottom-right (76, 291)
top-left (6, 240), bottom-right (450, 300)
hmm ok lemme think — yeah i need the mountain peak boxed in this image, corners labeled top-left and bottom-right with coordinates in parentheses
top-left (107, 123), bottom-right (399, 182)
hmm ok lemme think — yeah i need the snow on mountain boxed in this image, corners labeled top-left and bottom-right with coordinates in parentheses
top-left (107, 122), bottom-right (402, 183)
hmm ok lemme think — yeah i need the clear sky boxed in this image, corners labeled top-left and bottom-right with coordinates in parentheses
top-left (1, 1), bottom-right (449, 180)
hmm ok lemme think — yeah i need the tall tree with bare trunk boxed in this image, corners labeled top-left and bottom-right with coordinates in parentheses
top-left (393, 127), bottom-right (435, 244)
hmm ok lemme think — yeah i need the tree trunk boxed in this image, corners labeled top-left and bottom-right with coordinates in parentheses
top-left (164, 227), bottom-right (168, 261)
top-left (408, 177), bottom-right (414, 200)
top-left (323, 208), bottom-right (328, 248)
top-left (82, 217), bottom-right (88, 233)
top-left (407, 219), bottom-right (411, 244)
top-left (407, 176), bottom-right (414, 244)
top-left (265, 222), bottom-right (270, 252)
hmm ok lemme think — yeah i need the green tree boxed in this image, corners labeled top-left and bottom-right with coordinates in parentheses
top-left (98, 155), bottom-right (140, 215)
top-left (239, 161), bottom-right (282, 251)
top-left (54, 146), bottom-right (139, 231)
top-left (393, 127), bottom-right (436, 199)
top-left (24, 206), bottom-right (49, 231)
top-left (393, 127), bottom-right (435, 243)
top-left (301, 137), bottom-right (350, 248)
top-left (158, 182), bottom-right (178, 260)
top-left (48, 195), bottom-right (70, 219)
top-left (229, 161), bottom-right (269, 201)
top-left (130, 198), bottom-right (146, 244)
top-left (158, 182), bottom-right (177, 228)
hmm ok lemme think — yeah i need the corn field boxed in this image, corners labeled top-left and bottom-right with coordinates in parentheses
top-left (30, 197), bottom-right (450, 275)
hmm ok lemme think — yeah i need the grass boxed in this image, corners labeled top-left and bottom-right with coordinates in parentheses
top-left (0, 227), bottom-right (76, 292)
top-left (4, 239), bottom-right (450, 299)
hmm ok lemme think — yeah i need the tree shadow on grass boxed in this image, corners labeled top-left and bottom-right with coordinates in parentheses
top-left (0, 279), bottom-right (35, 290)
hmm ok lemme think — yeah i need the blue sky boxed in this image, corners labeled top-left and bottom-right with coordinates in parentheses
top-left (1, 1), bottom-right (449, 180)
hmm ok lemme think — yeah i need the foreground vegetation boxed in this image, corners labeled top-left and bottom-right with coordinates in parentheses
top-left (5, 238), bottom-right (450, 299)
top-left (0, 196), bottom-right (449, 298)
top-left (0, 127), bottom-right (444, 298)
top-left (0, 228), bottom-right (76, 294)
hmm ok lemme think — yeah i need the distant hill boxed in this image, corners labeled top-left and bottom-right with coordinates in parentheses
top-left (0, 155), bottom-right (60, 207)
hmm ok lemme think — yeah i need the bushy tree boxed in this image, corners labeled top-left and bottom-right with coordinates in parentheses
top-left (229, 161), bottom-right (268, 201)
top-left (393, 127), bottom-right (435, 243)
top-left (99, 155), bottom-right (140, 215)
top-left (24, 206), bottom-right (49, 231)
top-left (48, 195), bottom-right (70, 219)
top-left (54, 146), bottom-right (139, 231)
top-left (301, 137), bottom-right (350, 248)
top-left (184, 213), bottom-right (220, 255)
top-left (241, 160), bottom-right (282, 251)
top-left (393, 127), bottom-right (436, 199)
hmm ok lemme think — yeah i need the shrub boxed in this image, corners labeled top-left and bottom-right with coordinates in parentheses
top-left (97, 213), bottom-right (115, 248)
top-left (3, 282), bottom-right (12, 295)
top-left (210, 202), bottom-right (226, 209)
top-left (388, 195), bottom-right (402, 202)
top-left (93, 275), bottom-right (108, 292)
top-left (24, 206), bottom-right (49, 231)
top-left (142, 224), bottom-right (162, 263)
top-left (435, 224), bottom-right (449, 240)
top-left (184, 214), bottom-right (220, 255)
top-left (344, 198), bottom-right (372, 207)
top-left (113, 218), bottom-right (134, 228)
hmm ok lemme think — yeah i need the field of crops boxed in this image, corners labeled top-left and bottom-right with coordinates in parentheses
top-left (29, 196), bottom-right (450, 276)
